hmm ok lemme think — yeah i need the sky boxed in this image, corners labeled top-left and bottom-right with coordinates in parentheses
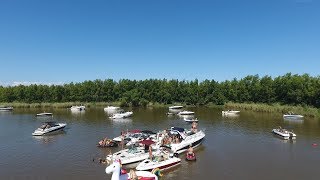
top-left (0, 0), bottom-right (319, 85)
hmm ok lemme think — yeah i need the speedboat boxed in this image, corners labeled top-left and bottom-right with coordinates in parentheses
top-left (283, 112), bottom-right (304, 119)
top-left (136, 153), bottom-right (181, 171)
top-left (110, 111), bottom-right (133, 119)
top-left (106, 146), bottom-right (151, 165)
top-left (167, 127), bottom-right (205, 154)
top-left (272, 127), bottom-right (296, 139)
top-left (183, 117), bottom-right (198, 123)
top-left (113, 130), bottom-right (157, 147)
top-left (105, 159), bottom-right (158, 180)
top-left (32, 122), bottom-right (67, 136)
top-left (70, 105), bottom-right (85, 111)
top-left (169, 105), bottom-right (183, 110)
top-left (104, 106), bottom-right (120, 111)
top-left (178, 111), bottom-right (195, 116)
top-left (113, 129), bottom-right (142, 142)
top-left (0, 106), bottom-right (13, 111)
top-left (222, 110), bottom-right (240, 115)
top-left (36, 112), bottom-right (53, 117)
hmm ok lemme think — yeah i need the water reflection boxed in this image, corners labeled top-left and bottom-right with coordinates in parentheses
top-left (33, 130), bottom-right (66, 144)
top-left (110, 118), bottom-right (132, 124)
top-left (222, 113), bottom-right (240, 118)
top-left (284, 117), bottom-right (304, 124)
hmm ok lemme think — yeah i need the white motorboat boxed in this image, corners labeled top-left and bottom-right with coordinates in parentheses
top-left (105, 159), bottom-right (158, 180)
top-left (104, 106), bottom-right (120, 111)
top-left (283, 112), bottom-right (304, 119)
top-left (168, 127), bottom-right (205, 154)
top-left (36, 112), bottom-right (53, 117)
top-left (178, 111), bottom-right (195, 116)
top-left (106, 146), bottom-right (151, 165)
top-left (136, 153), bottom-right (181, 171)
top-left (0, 106), bottom-right (13, 111)
top-left (222, 110), bottom-right (240, 115)
top-left (169, 105), bottom-right (183, 110)
top-left (110, 111), bottom-right (133, 119)
top-left (272, 127), bottom-right (296, 139)
top-left (32, 122), bottom-right (67, 136)
top-left (70, 105), bottom-right (85, 111)
top-left (183, 117), bottom-right (198, 123)
top-left (113, 129), bottom-right (142, 142)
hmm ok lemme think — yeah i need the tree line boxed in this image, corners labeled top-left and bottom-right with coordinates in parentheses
top-left (1, 73), bottom-right (320, 107)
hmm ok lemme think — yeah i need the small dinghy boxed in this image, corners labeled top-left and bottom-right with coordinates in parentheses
top-left (272, 127), bottom-right (296, 139)
top-left (183, 117), bottom-right (198, 123)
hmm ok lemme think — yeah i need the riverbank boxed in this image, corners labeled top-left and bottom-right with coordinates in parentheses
top-left (224, 102), bottom-right (320, 118)
top-left (0, 102), bottom-right (192, 109)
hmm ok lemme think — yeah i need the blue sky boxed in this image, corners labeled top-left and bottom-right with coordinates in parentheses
top-left (0, 0), bottom-right (319, 85)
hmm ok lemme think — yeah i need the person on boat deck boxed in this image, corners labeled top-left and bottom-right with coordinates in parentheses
top-left (40, 124), bottom-right (47, 129)
top-left (129, 169), bottom-right (138, 180)
top-left (191, 122), bottom-right (198, 133)
top-left (149, 145), bottom-right (153, 160)
top-left (187, 145), bottom-right (194, 156)
top-left (175, 136), bottom-right (180, 144)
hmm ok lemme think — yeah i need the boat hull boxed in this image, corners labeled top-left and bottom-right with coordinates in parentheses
top-left (136, 157), bottom-right (181, 171)
top-left (272, 129), bottom-right (296, 139)
top-left (170, 130), bottom-right (205, 154)
top-left (106, 148), bottom-right (149, 165)
top-left (32, 123), bottom-right (66, 136)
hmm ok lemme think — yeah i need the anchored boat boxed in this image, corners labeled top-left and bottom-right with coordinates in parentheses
top-left (32, 122), bottom-right (66, 136)
top-left (272, 127), bottom-right (296, 139)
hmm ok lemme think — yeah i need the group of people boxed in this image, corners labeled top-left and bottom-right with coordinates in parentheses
top-left (98, 137), bottom-right (112, 146)
top-left (40, 123), bottom-right (51, 130)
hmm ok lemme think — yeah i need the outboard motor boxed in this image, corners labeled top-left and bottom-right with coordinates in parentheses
top-left (173, 153), bottom-right (179, 158)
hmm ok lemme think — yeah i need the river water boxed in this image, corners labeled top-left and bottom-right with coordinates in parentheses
top-left (0, 107), bottom-right (319, 180)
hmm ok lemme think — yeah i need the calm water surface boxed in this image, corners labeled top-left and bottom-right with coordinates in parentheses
top-left (1, 107), bottom-right (320, 180)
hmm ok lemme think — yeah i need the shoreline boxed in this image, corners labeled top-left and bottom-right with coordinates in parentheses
top-left (224, 102), bottom-right (320, 118)
top-left (1, 101), bottom-right (319, 118)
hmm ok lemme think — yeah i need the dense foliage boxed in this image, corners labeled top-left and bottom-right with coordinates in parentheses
top-left (1, 73), bottom-right (320, 107)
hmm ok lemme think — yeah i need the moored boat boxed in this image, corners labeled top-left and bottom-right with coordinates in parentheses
top-left (136, 153), bottom-right (181, 171)
top-left (183, 117), bottom-right (198, 123)
top-left (169, 105), bottom-right (183, 110)
top-left (222, 110), bottom-right (240, 115)
top-left (0, 106), bottom-right (13, 111)
top-left (272, 127), bottom-right (296, 139)
top-left (104, 106), bottom-right (120, 112)
top-left (110, 111), bottom-right (133, 119)
top-left (70, 105), bottom-right (85, 111)
top-left (106, 146), bottom-right (150, 165)
top-left (36, 112), bottom-right (53, 117)
top-left (32, 122), bottom-right (67, 136)
top-left (105, 159), bottom-right (158, 180)
top-left (167, 127), bottom-right (205, 154)
top-left (178, 111), bottom-right (195, 116)
top-left (283, 112), bottom-right (304, 119)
